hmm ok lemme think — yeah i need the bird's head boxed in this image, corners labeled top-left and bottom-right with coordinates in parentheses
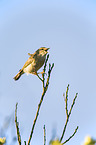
top-left (37, 47), bottom-right (50, 56)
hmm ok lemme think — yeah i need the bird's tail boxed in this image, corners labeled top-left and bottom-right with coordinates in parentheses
top-left (13, 69), bottom-right (24, 81)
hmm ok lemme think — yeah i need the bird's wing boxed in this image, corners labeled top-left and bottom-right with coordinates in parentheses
top-left (22, 56), bottom-right (34, 69)
top-left (28, 53), bottom-right (33, 56)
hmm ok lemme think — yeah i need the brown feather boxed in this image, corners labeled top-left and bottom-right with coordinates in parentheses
top-left (13, 70), bottom-right (24, 81)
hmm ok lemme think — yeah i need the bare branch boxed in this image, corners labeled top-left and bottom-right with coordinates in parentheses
top-left (27, 55), bottom-right (54, 145)
top-left (60, 86), bottom-right (78, 143)
top-left (43, 125), bottom-right (46, 145)
top-left (62, 126), bottom-right (79, 144)
top-left (65, 84), bottom-right (69, 117)
top-left (68, 93), bottom-right (78, 117)
top-left (15, 103), bottom-right (21, 145)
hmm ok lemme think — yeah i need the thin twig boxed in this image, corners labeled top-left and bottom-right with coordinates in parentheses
top-left (68, 93), bottom-right (78, 117)
top-left (43, 125), bottom-right (46, 145)
top-left (60, 115), bottom-right (69, 143)
top-left (36, 73), bottom-right (43, 82)
top-left (15, 103), bottom-right (21, 145)
top-left (43, 54), bottom-right (49, 72)
top-left (27, 89), bottom-right (46, 145)
top-left (42, 54), bottom-right (50, 89)
top-left (62, 126), bottom-right (79, 144)
top-left (65, 84), bottom-right (69, 117)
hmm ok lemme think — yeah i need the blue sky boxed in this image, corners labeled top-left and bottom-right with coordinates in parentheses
top-left (0, 0), bottom-right (96, 145)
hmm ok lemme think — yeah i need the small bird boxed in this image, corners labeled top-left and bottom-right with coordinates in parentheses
top-left (13, 47), bottom-right (50, 81)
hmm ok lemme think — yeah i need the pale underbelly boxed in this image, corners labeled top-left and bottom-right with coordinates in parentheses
top-left (23, 63), bottom-right (34, 74)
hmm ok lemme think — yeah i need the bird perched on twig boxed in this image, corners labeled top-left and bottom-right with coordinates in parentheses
top-left (13, 47), bottom-right (50, 81)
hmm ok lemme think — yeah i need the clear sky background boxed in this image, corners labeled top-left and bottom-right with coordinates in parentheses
top-left (0, 0), bottom-right (96, 145)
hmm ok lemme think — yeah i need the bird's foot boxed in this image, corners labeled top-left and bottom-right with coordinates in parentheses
top-left (38, 71), bottom-right (47, 76)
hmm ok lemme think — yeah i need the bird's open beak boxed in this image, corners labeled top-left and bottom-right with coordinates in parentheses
top-left (46, 48), bottom-right (50, 51)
